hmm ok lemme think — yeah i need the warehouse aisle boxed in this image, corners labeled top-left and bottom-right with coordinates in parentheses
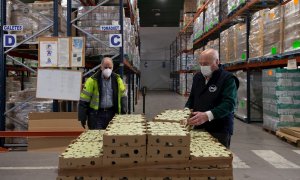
top-left (0, 92), bottom-right (299, 180)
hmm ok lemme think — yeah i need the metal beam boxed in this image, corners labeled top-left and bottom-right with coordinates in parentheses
top-left (53, 0), bottom-right (59, 112)
top-left (0, 0), bottom-right (7, 147)
top-left (119, 0), bottom-right (124, 78)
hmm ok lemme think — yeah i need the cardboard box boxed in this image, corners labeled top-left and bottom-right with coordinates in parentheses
top-left (102, 177), bottom-right (145, 180)
top-left (103, 146), bottom-right (146, 158)
top-left (147, 146), bottom-right (190, 159)
top-left (28, 112), bottom-right (83, 152)
top-left (103, 134), bottom-right (146, 147)
top-left (146, 178), bottom-right (189, 180)
top-left (147, 135), bottom-right (190, 147)
top-left (102, 157), bottom-right (146, 166)
top-left (59, 156), bottom-right (103, 169)
top-left (57, 176), bottom-right (101, 180)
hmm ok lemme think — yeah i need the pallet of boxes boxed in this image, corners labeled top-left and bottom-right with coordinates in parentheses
top-left (57, 112), bottom-right (233, 180)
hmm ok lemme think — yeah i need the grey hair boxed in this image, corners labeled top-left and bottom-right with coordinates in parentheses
top-left (101, 57), bottom-right (114, 67)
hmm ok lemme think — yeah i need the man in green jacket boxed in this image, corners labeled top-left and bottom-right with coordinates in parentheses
top-left (78, 57), bottom-right (126, 129)
top-left (186, 49), bottom-right (239, 148)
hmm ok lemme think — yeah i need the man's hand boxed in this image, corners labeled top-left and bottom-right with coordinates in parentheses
top-left (81, 120), bottom-right (86, 129)
top-left (188, 112), bottom-right (209, 126)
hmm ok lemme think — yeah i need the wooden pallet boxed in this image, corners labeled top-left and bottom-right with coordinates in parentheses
top-left (276, 131), bottom-right (300, 147)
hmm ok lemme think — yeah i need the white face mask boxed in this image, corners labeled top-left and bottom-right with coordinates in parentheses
top-left (102, 68), bottom-right (112, 78)
top-left (200, 65), bottom-right (212, 77)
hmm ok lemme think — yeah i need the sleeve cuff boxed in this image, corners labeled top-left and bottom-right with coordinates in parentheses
top-left (205, 111), bottom-right (214, 122)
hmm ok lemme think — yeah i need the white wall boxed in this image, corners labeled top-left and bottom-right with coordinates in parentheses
top-left (140, 27), bottom-right (179, 90)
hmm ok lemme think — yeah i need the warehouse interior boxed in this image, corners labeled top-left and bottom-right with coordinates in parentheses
top-left (0, 0), bottom-right (300, 180)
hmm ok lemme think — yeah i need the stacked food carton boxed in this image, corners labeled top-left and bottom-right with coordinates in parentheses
top-left (283, 0), bottom-right (300, 53)
top-left (205, 39), bottom-right (219, 51)
top-left (57, 113), bottom-right (233, 179)
top-left (228, 0), bottom-right (246, 15)
top-left (249, 10), bottom-right (265, 59)
top-left (5, 89), bottom-right (52, 144)
top-left (146, 122), bottom-right (190, 167)
top-left (193, 13), bottom-right (204, 40)
top-left (263, 6), bottom-right (283, 56)
top-left (204, 0), bottom-right (219, 32)
top-left (220, 30), bottom-right (229, 63)
top-left (190, 131), bottom-right (233, 180)
top-left (154, 109), bottom-right (191, 124)
top-left (103, 115), bottom-right (147, 167)
top-left (262, 68), bottom-right (300, 132)
top-left (9, 1), bottom-right (66, 42)
top-left (236, 23), bottom-right (247, 62)
top-left (219, 23), bottom-right (246, 63)
top-left (57, 130), bottom-right (104, 180)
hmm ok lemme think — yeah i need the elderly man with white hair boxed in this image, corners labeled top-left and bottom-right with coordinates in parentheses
top-left (78, 57), bottom-right (126, 129)
top-left (186, 49), bottom-right (239, 148)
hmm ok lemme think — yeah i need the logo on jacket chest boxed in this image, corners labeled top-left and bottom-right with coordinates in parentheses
top-left (209, 85), bottom-right (217, 92)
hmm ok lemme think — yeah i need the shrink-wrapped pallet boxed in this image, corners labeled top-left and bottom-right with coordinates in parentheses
top-left (283, 0), bottom-right (300, 52)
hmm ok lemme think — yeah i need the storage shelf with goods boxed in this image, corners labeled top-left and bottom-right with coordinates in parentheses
top-left (180, 0), bottom-right (300, 124)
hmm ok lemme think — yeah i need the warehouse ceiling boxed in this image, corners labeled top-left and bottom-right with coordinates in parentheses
top-left (138, 0), bottom-right (184, 27)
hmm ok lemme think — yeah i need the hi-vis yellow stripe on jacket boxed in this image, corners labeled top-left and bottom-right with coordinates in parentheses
top-left (80, 73), bottom-right (125, 114)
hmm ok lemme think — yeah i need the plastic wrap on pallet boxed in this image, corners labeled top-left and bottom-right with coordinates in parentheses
top-left (6, 0), bottom-right (12, 25)
top-left (283, 0), bottom-right (300, 53)
top-left (204, 0), bottom-right (219, 32)
top-left (263, 6), bottom-right (282, 56)
top-left (205, 39), bottom-right (219, 51)
top-left (236, 23), bottom-right (247, 61)
top-left (227, 25), bottom-right (236, 63)
top-left (9, 1), bottom-right (66, 42)
top-left (249, 11), bottom-right (264, 58)
top-left (193, 48), bottom-right (202, 70)
top-left (179, 73), bottom-right (193, 95)
top-left (235, 71), bottom-right (263, 121)
top-left (220, 29), bottom-right (229, 63)
top-left (183, 13), bottom-right (194, 27)
top-left (187, 35), bottom-right (193, 50)
top-left (6, 77), bottom-right (21, 101)
top-left (184, 0), bottom-right (197, 13)
top-left (5, 89), bottom-right (52, 144)
top-left (262, 68), bottom-right (300, 131)
top-left (196, 0), bottom-right (206, 10)
top-left (193, 13), bottom-right (204, 40)
top-left (228, 0), bottom-right (246, 15)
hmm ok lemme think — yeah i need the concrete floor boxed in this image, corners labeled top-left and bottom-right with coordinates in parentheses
top-left (0, 91), bottom-right (300, 180)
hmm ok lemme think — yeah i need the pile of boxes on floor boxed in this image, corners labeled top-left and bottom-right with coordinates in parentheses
top-left (262, 68), bottom-right (300, 132)
top-left (7, 0), bottom-right (67, 42)
top-left (5, 87), bottom-right (53, 144)
top-left (57, 113), bottom-right (233, 180)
